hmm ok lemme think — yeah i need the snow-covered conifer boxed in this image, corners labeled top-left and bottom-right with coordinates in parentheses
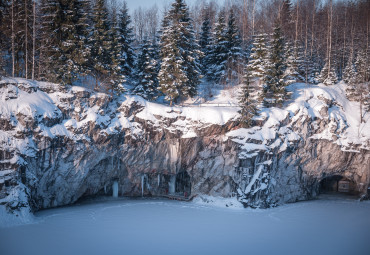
top-left (355, 49), bottom-right (368, 84)
top-left (134, 39), bottom-right (160, 100)
top-left (319, 58), bottom-right (338, 85)
top-left (207, 9), bottom-right (227, 82)
top-left (158, 0), bottom-right (201, 106)
top-left (199, 13), bottom-right (212, 76)
top-left (264, 24), bottom-right (286, 107)
top-left (117, 2), bottom-right (135, 79)
top-left (208, 8), bottom-right (242, 84)
top-left (38, 0), bottom-right (61, 82)
top-left (91, 0), bottom-right (112, 90)
top-left (56, 0), bottom-right (91, 85)
top-left (109, 7), bottom-right (126, 94)
top-left (246, 33), bottom-right (269, 80)
top-left (342, 51), bottom-right (357, 85)
top-left (224, 9), bottom-right (243, 84)
top-left (283, 41), bottom-right (303, 85)
top-left (238, 67), bottom-right (259, 127)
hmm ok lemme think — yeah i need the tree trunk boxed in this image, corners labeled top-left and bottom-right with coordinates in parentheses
top-left (327, 0), bottom-right (333, 81)
top-left (252, 0), bottom-right (255, 36)
top-left (32, 0), bottom-right (35, 80)
top-left (25, 0), bottom-right (28, 79)
top-left (310, 0), bottom-right (315, 58)
top-left (11, 0), bottom-right (15, 77)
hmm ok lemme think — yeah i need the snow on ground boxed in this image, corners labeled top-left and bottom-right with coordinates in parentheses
top-left (0, 198), bottom-right (369, 255)
top-left (227, 82), bottom-right (370, 157)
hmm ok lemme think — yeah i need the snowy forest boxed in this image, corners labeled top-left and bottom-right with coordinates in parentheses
top-left (0, 0), bottom-right (369, 115)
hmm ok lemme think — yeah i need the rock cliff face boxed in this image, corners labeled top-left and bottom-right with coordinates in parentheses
top-left (0, 78), bottom-right (369, 221)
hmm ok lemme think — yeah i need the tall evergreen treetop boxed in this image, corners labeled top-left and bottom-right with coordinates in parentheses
top-left (134, 39), bottom-right (160, 100)
top-left (118, 1), bottom-right (135, 79)
top-left (91, 0), bottom-right (112, 89)
top-left (247, 33), bottom-right (269, 79)
top-left (238, 66), bottom-right (260, 128)
top-left (199, 12), bottom-right (212, 75)
top-left (264, 23), bottom-right (286, 107)
top-left (224, 8), bottom-right (243, 83)
top-left (158, 0), bottom-right (201, 105)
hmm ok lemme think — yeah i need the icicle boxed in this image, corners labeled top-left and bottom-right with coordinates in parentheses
top-left (158, 174), bottom-right (160, 187)
top-left (141, 175), bottom-right (145, 197)
top-left (112, 181), bottom-right (118, 198)
top-left (169, 175), bottom-right (176, 194)
top-left (104, 184), bottom-right (107, 194)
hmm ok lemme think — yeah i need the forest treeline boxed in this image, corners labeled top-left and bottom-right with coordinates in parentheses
top-left (0, 0), bottom-right (369, 116)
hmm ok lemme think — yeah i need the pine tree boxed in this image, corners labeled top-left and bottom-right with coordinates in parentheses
top-left (91, 0), bottom-right (112, 90)
top-left (0, 0), bottom-right (5, 77)
top-left (56, 0), bottom-right (90, 85)
top-left (199, 12), bottom-right (212, 76)
top-left (134, 39), bottom-right (160, 100)
top-left (208, 9), bottom-right (227, 82)
top-left (75, 0), bottom-right (92, 77)
top-left (158, 0), bottom-right (201, 106)
top-left (117, 2), bottom-right (135, 80)
top-left (355, 49), bottom-right (368, 84)
top-left (247, 33), bottom-right (269, 80)
top-left (238, 67), bottom-right (259, 128)
top-left (224, 9), bottom-right (243, 84)
top-left (208, 8), bottom-right (242, 84)
top-left (38, 0), bottom-right (62, 82)
top-left (109, 7), bottom-right (126, 95)
top-left (280, 0), bottom-right (293, 39)
top-left (319, 58), bottom-right (338, 85)
top-left (306, 54), bottom-right (321, 84)
top-left (264, 23), bottom-right (286, 107)
top-left (343, 51), bottom-right (356, 85)
top-left (283, 41), bottom-right (303, 85)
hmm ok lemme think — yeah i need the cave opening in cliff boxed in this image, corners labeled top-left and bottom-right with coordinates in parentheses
top-left (319, 175), bottom-right (357, 195)
top-left (174, 171), bottom-right (191, 198)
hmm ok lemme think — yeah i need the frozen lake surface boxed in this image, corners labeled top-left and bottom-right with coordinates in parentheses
top-left (1, 196), bottom-right (370, 255)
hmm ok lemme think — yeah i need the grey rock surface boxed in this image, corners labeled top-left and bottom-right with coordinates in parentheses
top-left (0, 79), bottom-right (369, 221)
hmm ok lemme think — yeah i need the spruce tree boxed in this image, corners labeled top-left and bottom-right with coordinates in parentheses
top-left (264, 24), bottom-right (286, 107)
top-left (247, 33), bottom-right (269, 80)
top-left (208, 9), bottom-right (227, 82)
top-left (91, 0), bottom-right (112, 90)
top-left (38, 0), bottom-right (62, 82)
top-left (134, 39), bottom-right (160, 100)
top-left (209, 8), bottom-right (242, 84)
top-left (75, 0), bottom-right (92, 77)
top-left (283, 41), bottom-right (302, 85)
top-left (57, 0), bottom-right (90, 85)
top-left (355, 49), bottom-right (368, 84)
top-left (158, 0), bottom-right (201, 106)
top-left (0, 0), bottom-right (8, 78)
top-left (199, 12), bottom-right (212, 76)
top-left (224, 9), bottom-right (243, 84)
top-left (306, 54), bottom-right (321, 84)
top-left (319, 58), bottom-right (338, 85)
top-left (117, 2), bottom-right (135, 80)
top-left (238, 67), bottom-right (259, 127)
top-left (109, 7), bottom-right (126, 94)
top-left (343, 51), bottom-right (357, 85)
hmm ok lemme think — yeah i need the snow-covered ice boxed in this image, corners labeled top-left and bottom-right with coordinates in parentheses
top-left (0, 197), bottom-right (369, 255)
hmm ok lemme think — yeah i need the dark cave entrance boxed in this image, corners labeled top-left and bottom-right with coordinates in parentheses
top-left (319, 175), bottom-right (357, 195)
top-left (174, 171), bottom-right (191, 198)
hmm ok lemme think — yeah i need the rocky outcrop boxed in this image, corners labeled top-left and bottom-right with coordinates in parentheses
top-left (0, 78), bottom-right (369, 221)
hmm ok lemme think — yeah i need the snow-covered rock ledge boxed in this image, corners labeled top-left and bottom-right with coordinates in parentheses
top-left (226, 82), bottom-right (370, 207)
top-left (0, 78), bottom-right (369, 226)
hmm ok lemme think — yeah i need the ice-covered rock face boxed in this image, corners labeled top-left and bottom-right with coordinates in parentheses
top-left (0, 78), bottom-right (369, 221)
